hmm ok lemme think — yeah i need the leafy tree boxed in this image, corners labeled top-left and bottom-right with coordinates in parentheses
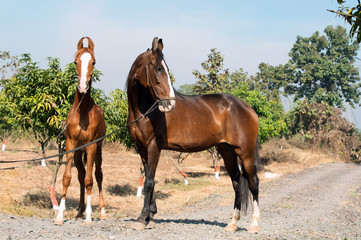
top-left (251, 63), bottom-right (291, 101)
top-left (193, 48), bottom-right (288, 143)
top-left (192, 48), bottom-right (231, 94)
top-left (0, 51), bottom-right (20, 141)
top-left (231, 82), bottom-right (288, 143)
top-left (283, 25), bottom-right (360, 108)
top-left (103, 89), bottom-right (135, 149)
top-left (177, 83), bottom-right (195, 95)
top-left (329, 0), bottom-right (361, 43)
top-left (0, 54), bottom-right (104, 154)
top-left (0, 51), bottom-right (19, 80)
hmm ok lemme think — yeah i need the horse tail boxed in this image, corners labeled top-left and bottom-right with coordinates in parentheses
top-left (239, 134), bottom-right (260, 215)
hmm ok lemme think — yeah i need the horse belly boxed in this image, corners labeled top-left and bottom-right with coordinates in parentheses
top-left (166, 121), bottom-right (223, 152)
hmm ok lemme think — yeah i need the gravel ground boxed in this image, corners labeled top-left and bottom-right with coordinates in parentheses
top-left (1, 162), bottom-right (360, 240)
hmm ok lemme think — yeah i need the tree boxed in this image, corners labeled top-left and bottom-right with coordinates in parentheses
top-left (283, 25), bottom-right (360, 108)
top-left (0, 51), bottom-right (19, 80)
top-left (0, 54), bottom-right (104, 154)
top-left (251, 63), bottom-right (291, 101)
top-left (193, 48), bottom-right (288, 143)
top-left (0, 51), bottom-right (20, 141)
top-left (231, 82), bottom-right (288, 143)
top-left (177, 84), bottom-right (195, 95)
top-left (103, 88), bottom-right (135, 149)
top-left (329, 0), bottom-right (361, 43)
top-left (192, 48), bottom-right (231, 94)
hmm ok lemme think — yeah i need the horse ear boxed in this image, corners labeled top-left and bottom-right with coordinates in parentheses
top-left (152, 37), bottom-right (159, 52)
top-left (158, 39), bottom-right (163, 51)
top-left (86, 37), bottom-right (95, 51)
top-left (77, 37), bottom-right (85, 50)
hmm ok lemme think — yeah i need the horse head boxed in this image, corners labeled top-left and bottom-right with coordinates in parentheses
top-left (134, 37), bottom-right (176, 113)
top-left (74, 37), bottom-right (96, 94)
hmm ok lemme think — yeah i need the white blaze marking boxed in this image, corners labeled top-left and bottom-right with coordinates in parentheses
top-left (79, 53), bottom-right (91, 92)
top-left (161, 60), bottom-right (175, 98)
top-left (161, 60), bottom-right (176, 111)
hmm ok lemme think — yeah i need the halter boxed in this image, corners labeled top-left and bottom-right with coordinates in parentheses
top-left (144, 49), bottom-right (175, 102)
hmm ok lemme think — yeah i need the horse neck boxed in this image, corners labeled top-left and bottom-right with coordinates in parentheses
top-left (74, 84), bottom-right (94, 114)
top-left (127, 80), bottom-right (156, 116)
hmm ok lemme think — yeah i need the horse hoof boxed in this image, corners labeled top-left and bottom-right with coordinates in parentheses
top-left (83, 220), bottom-right (93, 225)
top-left (224, 224), bottom-right (237, 232)
top-left (130, 221), bottom-right (146, 230)
top-left (100, 213), bottom-right (107, 220)
top-left (145, 220), bottom-right (156, 229)
top-left (248, 225), bottom-right (260, 233)
top-left (54, 218), bottom-right (64, 225)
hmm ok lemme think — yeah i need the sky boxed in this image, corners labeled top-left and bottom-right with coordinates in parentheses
top-left (1, 0), bottom-right (360, 127)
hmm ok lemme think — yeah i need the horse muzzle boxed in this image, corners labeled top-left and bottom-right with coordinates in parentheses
top-left (158, 99), bottom-right (176, 113)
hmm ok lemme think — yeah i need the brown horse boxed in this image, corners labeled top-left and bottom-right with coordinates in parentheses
top-left (54, 37), bottom-right (106, 225)
top-left (127, 37), bottom-right (260, 233)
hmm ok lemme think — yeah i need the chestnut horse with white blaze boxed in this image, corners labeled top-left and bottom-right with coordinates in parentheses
top-left (127, 37), bottom-right (260, 233)
top-left (54, 37), bottom-right (106, 225)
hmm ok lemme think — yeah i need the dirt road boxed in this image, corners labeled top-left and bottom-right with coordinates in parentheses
top-left (1, 162), bottom-right (360, 240)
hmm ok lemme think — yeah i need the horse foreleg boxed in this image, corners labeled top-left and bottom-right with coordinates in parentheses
top-left (83, 144), bottom-right (96, 224)
top-left (95, 145), bottom-right (106, 220)
top-left (133, 145), bottom-right (160, 230)
top-left (54, 150), bottom-right (74, 225)
top-left (74, 151), bottom-right (86, 220)
top-left (145, 188), bottom-right (157, 229)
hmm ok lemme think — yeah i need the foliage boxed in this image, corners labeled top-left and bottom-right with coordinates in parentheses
top-left (231, 82), bottom-right (288, 143)
top-left (0, 51), bottom-right (19, 80)
top-left (251, 62), bottom-right (291, 101)
top-left (329, 0), bottom-right (361, 43)
top-left (103, 89), bottom-right (135, 149)
top-left (177, 83), bottom-right (195, 95)
top-left (192, 48), bottom-right (288, 143)
top-left (287, 99), bottom-right (361, 163)
top-left (0, 54), bottom-right (104, 152)
top-left (283, 26), bottom-right (360, 108)
top-left (0, 51), bottom-right (20, 139)
top-left (192, 48), bottom-right (231, 94)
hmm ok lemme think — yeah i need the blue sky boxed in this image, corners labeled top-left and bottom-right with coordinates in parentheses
top-left (1, 0), bottom-right (360, 127)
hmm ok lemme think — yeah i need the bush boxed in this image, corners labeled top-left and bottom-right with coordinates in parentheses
top-left (287, 99), bottom-right (361, 163)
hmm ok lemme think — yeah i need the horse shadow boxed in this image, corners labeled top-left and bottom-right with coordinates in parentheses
top-left (125, 218), bottom-right (247, 231)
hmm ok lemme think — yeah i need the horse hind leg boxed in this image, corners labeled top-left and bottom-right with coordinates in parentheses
top-left (95, 145), bottom-right (106, 220)
top-left (235, 147), bottom-right (260, 233)
top-left (216, 144), bottom-right (242, 232)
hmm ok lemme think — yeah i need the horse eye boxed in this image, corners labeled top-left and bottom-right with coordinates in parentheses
top-left (157, 66), bottom-right (162, 72)
top-left (74, 61), bottom-right (77, 65)
top-left (92, 62), bottom-right (95, 65)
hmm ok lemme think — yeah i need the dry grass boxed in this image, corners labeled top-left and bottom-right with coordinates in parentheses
top-left (0, 138), bottom-right (341, 219)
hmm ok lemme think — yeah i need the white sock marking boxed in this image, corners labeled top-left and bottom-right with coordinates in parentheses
top-left (56, 199), bottom-right (66, 220)
top-left (86, 195), bottom-right (92, 221)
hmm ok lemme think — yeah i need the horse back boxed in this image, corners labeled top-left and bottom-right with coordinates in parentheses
top-left (163, 93), bottom-right (258, 151)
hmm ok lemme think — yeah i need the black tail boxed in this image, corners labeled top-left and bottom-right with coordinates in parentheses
top-left (239, 135), bottom-right (260, 215)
